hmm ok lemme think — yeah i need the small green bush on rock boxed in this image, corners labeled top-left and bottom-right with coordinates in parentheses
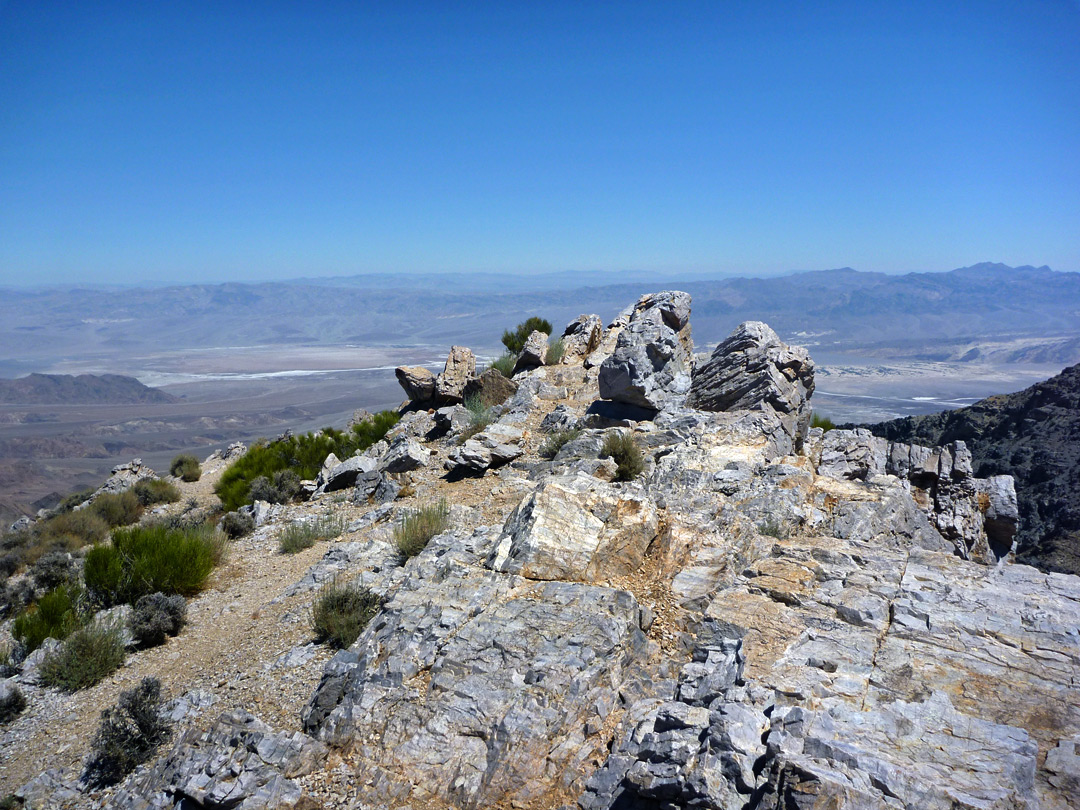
top-left (501, 317), bottom-right (553, 354)
top-left (0, 684), bottom-right (27, 724)
top-left (539, 428), bottom-right (581, 460)
top-left (601, 431), bottom-right (646, 482)
top-left (249, 470), bottom-right (301, 505)
top-left (488, 353), bottom-right (517, 379)
top-left (31, 551), bottom-right (77, 591)
top-left (811, 413), bottom-right (836, 432)
top-left (82, 677), bottom-right (171, 788)
top-left (545, 337), bottom-right (565, 365)
top-left (170, 454), bottom-right (202, 482)
top-left (130, 592), bottom-right (187, 647)
top-left (394, 499), bottom-right (450, 561)
top-left (310, 578), bottom-right (380, 649)
top-left (40, 621), bottom-right (126, 692)
top-left (458, 396), bottom-right (494, 443)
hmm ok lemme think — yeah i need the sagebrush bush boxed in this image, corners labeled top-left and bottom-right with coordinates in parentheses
top-left (310, 578), bottom-right (380, 649)
top-left (538, 428), bottom-right (581, 459)
top-left (84, 524), bottom-right (225, 606)
top-left (601, 431), bottom-right (646, 482)
top-left (0, 685), bottom-right (27, 724)
top-left (12, 583), bottom-right (83, 653)
top-left (811, 413), bottom-right (836, 432)
top-left (215, 412), bottom-right (399, 512)
top-left (220, 510), bottom-right (255, 539)
top-left (0, 642), bottom-right (18, 678)
top-left (133, 479), bottom-right (181, 506)
top-left (40, 621), bottom-right (126, 692)
top-left (394, 499), bottom-right (450, 561)
top-left (130, 592), bottom-right (187, 647)
top-left (757, 518), bottom-right (789, 539)
top-left (501, 317), bottom-right (552, 354)
top-left (34, 509), bottom-right (110, 552)
top-left (278, 513), bottom-right (344, 554)
top-left (488, 353), bottom-right (517, 379)
top-left (457, 396), bottom-right (494, 443)
top-left (249, 470), bottom-right (301, 504)
top-left (57, 488), bottom-right (96, 512)
top-left (90, 491), bottom-right (144, 528)
top-left (545, 337), bottom-right (565, 365)
top-left (83, 676), bottom-right (171, 788)
top-left (31, 551), bottom-right (77, 591)
top-left (170, 454), bottom-right (202, 482)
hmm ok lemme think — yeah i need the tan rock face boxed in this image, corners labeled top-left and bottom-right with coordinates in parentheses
top-left (394, 365), bottom-right (436, 403)
top-left (487, 472), bottom-right (659, 582)
top-left (434, 345), bottom-right (476, 404)
top-left (561, 314), bottom-right (603, 362)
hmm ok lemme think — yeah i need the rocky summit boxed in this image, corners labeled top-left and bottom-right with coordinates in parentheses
top-left (3, 290), bottom-right (1079, 810)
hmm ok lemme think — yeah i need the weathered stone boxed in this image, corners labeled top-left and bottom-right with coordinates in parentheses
top-left (540, 403), bottom-right (578, 433)
top-left (561, 314), bottom-right (604, 362)
top-left (598, 291), bottom-right (694, 411)
top-left (817, 428), bottom-right (888, 480)
top-left (688, 321), bottom-right (815, 448)
top-left (513, 329), bottom-right (549, 374)
top-left (488, 471), bottom-right (659, 582)
top-left (380, 435), bottom-right (428, 474)
top-left (106, 710), bottom-right (327, 810)
top-left (462, 367), bottom-right (518, 407)
top-left (434, 404), bottom-right (470, 435)
top-left (394, 365), bottom-right (437, 403)
top-left (434, 346), bottom-right (476, 405)
top-left (315, 454), bottom-right (377, 493)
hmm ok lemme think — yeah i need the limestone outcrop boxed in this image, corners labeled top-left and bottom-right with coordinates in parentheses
top-left (688, 320), bottom-right (815, 447)
top-left (434, 346), bottom-right (476, 405)
top-left (598, 291), bottom-right (693, 411)
top-left (394, 365), bottom-right (436, 404)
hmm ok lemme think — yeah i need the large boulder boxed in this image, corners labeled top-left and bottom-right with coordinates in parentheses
top-left (688, 321), bottom-right (815, 447)
top-left (434, 346), bottom-right (476, 405)
top-left (561, 314), bottom-right (603, 362)
top-left (512, 330), bottom-right (549, 374)
top-left (462, 368), bottom-right (518, 407)
top-left (395, 366), bottom-right (436, 403)
top-left (598, 291), bottom-right (694, 412)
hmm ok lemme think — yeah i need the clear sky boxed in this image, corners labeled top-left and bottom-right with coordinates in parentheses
top-left (1, 1), bottom-right (1078, 286)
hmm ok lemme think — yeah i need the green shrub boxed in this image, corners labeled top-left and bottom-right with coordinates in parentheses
top-left (215, 412), bottom-right (399, 512)
top-left (0, 642), bottom-right (17, 678)
top-left (501, 317), bottom-right (553, 354)
top-left (34, 509), bottom-right (110, 551)
top-left (545, 337), bottom-right (565, 365)
top-left (601, 431), bottom-right (646, 482)
top-left (0, 795), bottom-right (18, 810)
top-left (133, 479), bottom-right (181, 506)
top-left (90, 491), bottom-right (144, 528)
top-left (488, 352), bottom-right (518, 378)
top-left (220, 510), bottom-right (255, 539)
top-left (84, 524), bottom-right (225, 606)
top-left (539, 428), bottom-right (581, 460)
top-left (249, 470), bottom-right (301, 504)
top-left (83, 677), bottom-right (171, 788)
top-left (458, 395), bottom-right (494, 443)
top-left (0, 684), bottom-right (26, 724)
top-left (811, 413), bottom-right (836, 432)
top-left (170, 454), bottom-right (202, 482)
top-left (310, 578), bottom-right (380, 649)
top-left (278, 513), bottom-right (344, 554)
top-left (40, 621), bottom-right (126, 692)
top-left (129, 593), bottom-right (187, 647)
top-left (394, 499), bottom-right (450, 561)
top-left (13, 583), bottom-right (83, 653)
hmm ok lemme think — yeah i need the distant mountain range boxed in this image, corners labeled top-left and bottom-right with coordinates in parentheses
top-left (2, 263), bottom-right (1078, 376)
top-left (0, 373), bottom-right (177, 405)
top-left (867, 362), bottom-right (1080, 576)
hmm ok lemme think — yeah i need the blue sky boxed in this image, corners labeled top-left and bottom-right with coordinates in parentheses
top-left (1, 1), bottom-right (1078, 286)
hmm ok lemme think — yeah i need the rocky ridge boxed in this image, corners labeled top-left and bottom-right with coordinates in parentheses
top-left (2, 290), bottom-right (1077, 810)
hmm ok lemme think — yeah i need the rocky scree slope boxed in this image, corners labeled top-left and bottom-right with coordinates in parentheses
top-left (5, 291), bottom-right (1079, 810)
top-left (865, 362), bottom-right (1080, 576)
